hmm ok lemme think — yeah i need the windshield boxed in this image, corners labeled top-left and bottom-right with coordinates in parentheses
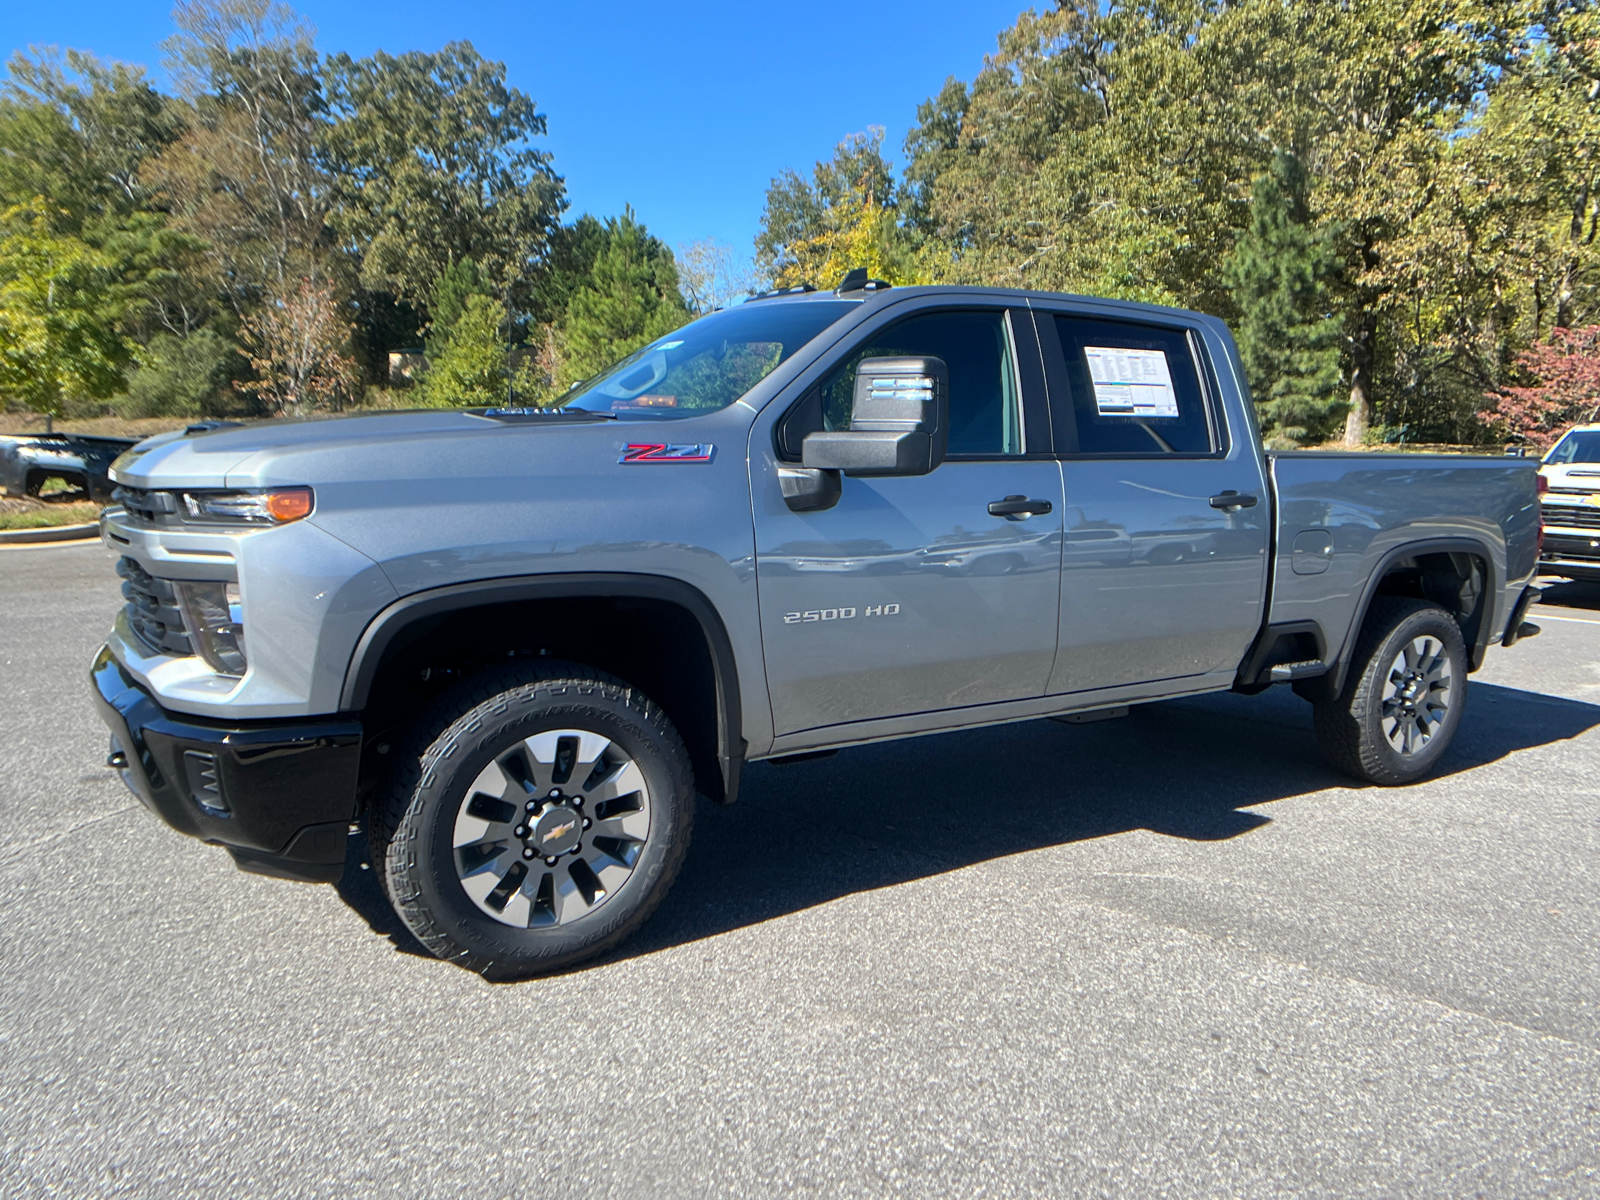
top-left (1545, 431), bottom-right (1600, 464)
top-left (561, 301), bottom-right (857, 419)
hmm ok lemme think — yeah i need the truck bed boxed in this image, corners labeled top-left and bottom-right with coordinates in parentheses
top-left (1266, 450), bottom-right (1541, 674)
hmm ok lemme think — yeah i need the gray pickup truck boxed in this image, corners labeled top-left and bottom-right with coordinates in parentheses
top-left (90, 282), bottom-right (1543, 977)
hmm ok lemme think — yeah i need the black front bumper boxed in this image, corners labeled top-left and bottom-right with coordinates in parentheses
top-left (90, 646), bottom-right (362, 882)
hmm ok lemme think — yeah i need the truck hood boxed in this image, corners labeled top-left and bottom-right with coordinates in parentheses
top-left (108, 409), bottom-right (610, 490)
top-left (1538, 460), bottom-right (1600, 492)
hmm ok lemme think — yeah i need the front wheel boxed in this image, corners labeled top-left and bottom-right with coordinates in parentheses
top-left (371, 663), bottom-right (695, 978)
top-left (1313, 597), bottom-right (1468, 785)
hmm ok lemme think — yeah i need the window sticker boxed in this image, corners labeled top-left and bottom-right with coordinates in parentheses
top-left (1083, 346), bottom-right (1179, 418)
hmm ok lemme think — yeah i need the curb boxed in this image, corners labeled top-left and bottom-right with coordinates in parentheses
top-left (0, 522), bottom-right (99, 545)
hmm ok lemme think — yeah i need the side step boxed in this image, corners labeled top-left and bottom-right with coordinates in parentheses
top-left (1267, 660), bottom-right (1327, 683)
top-left (1051, 706), bottom-right (1128, 725)
top-left (768, 749), bottom-right (839, 767)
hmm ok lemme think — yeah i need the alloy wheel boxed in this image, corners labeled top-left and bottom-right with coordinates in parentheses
top-left (452, 729), bottom-right (651, 928)
top-left (1380, 635), bottom-right (1454, 756)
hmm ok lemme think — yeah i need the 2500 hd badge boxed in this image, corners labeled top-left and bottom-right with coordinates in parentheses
top-left (783, 604), bottom-right (902, 623)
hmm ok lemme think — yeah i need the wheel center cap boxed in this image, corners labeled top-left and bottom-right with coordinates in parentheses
top-left (531, 806), bottom-right (581, 855)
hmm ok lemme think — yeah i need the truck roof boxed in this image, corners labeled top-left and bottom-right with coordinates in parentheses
top-left (742, 282), bottom-right (1222, 330)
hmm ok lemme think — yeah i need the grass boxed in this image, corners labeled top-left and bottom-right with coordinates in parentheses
top-left (0, 414), bottom-right (194, 439)
top-left (0, 499), bottom-right (100, 530)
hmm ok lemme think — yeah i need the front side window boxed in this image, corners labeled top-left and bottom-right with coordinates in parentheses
top-left (1053, 316), bottom-right (1215, 455)
top-left (780, 309), bottom-right (1022, 458)
top-left (1545, 431), bottom-right (1600, 464)
top-left (561, 300), bottom-right (858, 419)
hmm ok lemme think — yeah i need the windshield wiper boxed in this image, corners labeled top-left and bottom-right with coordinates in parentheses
top-left (480, 406), bottom-right (616, 421)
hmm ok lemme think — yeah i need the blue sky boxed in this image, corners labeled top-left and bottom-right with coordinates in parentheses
top-left (3, 0), bottom-right (1027, 263)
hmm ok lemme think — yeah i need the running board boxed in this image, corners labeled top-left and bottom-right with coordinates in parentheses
top-left (1051, 706), bottom-right (1129, 725)
top-left (1268, 660), bottom-right (1328, 683)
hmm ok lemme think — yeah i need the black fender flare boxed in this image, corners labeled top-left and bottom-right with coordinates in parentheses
top-left (1321, 536), bottom-right (1498, 698)
top-left (340, 573), bottom-right (745, 803)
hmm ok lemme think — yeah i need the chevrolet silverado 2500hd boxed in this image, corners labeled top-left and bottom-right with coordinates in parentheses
top-left (91, 282), bottom-right (1543, 976)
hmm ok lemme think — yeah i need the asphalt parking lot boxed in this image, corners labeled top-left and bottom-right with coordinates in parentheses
top-left (2, 541), bottom-right (1597, 1197)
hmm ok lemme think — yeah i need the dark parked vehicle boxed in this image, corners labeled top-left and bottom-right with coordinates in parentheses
top-left (1, 432), bottom-right (136, 502)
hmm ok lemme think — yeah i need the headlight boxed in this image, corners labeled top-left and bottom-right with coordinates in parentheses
top-left (175, 581), bottom-right (248, 676)
top-left (181, 487), bottom-right (313, 524)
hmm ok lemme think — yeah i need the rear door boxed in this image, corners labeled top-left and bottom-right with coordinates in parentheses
top-left (752, 303), bottom-right (1064, 736)
top-left (1035, 308), bottom-right (1270, 694)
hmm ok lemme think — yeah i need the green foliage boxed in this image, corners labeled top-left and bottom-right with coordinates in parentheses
top-left (557, 209), bottom-right (689, 385)
top-left (1224, 153), bottom-right (1345, 446)
top-left (118, 327), bottom-right (241, 416)
top-left (321, 42), bottom-right (564, 314)
top-left (531, 215), bottom-right (607, 325)
top-left (867, 0), bottom-right (1573, 446)
top-left (0, 1), bottom-right (705, 417)
top-left (756, 128), bottom-right (920, 288)
top-left (425, 258), bottom-right (492, 357)
top-left (0, 200), bottom-right (137, 414)
top-left (0, 48), bottom-right (183, 229)
top-left (421, 293), bottom-right (509, 407)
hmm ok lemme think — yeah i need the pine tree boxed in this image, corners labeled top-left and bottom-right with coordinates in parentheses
top-left (1224, 152), bottom-right (1345, 446)
top-left (425, 258), bottom-right (492, 358)
top-left (557, 208), bottom-right (688, 385)
top-left (421, 292), bottom-right (508, 407)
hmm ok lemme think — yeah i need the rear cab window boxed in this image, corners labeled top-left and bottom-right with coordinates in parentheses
top-left (1040, 314), bottom-right (1223, 457)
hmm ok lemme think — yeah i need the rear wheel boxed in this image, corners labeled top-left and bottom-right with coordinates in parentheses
top-left (371, 662), bottom-right (695, 977)
top-left (1314, 597), bottom-right (1468, 785)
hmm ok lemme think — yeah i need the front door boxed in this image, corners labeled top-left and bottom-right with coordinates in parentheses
top-left (754, 307), bottom-right (1063, 737)
top-left (1038, 311), bottom-right (1271, 694)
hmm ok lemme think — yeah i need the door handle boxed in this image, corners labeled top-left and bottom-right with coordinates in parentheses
top-left (1208, 491), bottom-right (1258, 511)
top-left (988, 494), bottom-right (1053, 518)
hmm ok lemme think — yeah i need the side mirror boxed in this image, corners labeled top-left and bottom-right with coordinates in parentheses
top-left (801, 356), bottom-right (949, 477)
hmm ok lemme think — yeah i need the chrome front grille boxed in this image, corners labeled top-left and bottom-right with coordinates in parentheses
top-left (110, 485), bottom-right (178, 525)
top-left (1540, 500), bottom-right (1600, 530)
top-left (117, 556), bottom-right (193, 656)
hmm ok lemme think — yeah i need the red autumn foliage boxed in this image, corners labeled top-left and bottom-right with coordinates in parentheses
top-left (1482, 326), bottom-right (1600, 450)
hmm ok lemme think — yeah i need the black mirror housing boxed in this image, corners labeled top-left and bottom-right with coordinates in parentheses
top-left (800, 356), bottom-right (949, 478)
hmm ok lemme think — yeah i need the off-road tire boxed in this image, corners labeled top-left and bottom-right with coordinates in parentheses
top-left (369, 661), bottom-right (695, 978)
top-left (1314, 597), bottom-right (1468, 785)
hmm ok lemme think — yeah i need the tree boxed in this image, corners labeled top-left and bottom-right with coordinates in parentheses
top-left (676, 238), bottom-right (755, 315)
top-left (424, 256), bottom-right (492, 357)
top-left (1, 49), bottom-right (205, 346)
top-left (1, 49), bottom-right (183, 225)
top-left (321, 42), bottom-right (564, 315)
top-left (152, 0), bottom-right (330, 311)
top-left (889, 0), bottom-right (1556, 446)
top-left (1224, 152), bottom-right (1345, 445)
top-left (235, 276), bottom-right (358, 416)
top-left (557, 209), bottom-right (688, 384)
top-left (1481, 326), bottom-right (1600, 449)
top-left (120, 326), bottom-right (240, 416)
top-left (531, 214), bottom-right (608, 326)
top-left (420, 292), bottom-right (508, 407)
top-left (0, 199), bottom-right (136, 414)
top-left (756, 128), bottom-right (918, 287)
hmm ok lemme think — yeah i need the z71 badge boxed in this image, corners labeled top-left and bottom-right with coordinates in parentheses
top-left (619, 443), bottom-right (715, 463)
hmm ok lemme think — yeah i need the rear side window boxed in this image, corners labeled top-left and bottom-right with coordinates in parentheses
top-left (1052, 316), bottom-right (1215, 455)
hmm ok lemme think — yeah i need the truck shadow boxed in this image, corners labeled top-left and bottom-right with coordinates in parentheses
top-left (1535, 577), bottom-right (1600, 611)
top-left (332, 680), bottom-right (1600, 969)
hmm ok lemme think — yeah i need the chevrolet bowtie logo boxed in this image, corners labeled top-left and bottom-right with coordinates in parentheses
top-left (543, 819), bottom-right (576, 843)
